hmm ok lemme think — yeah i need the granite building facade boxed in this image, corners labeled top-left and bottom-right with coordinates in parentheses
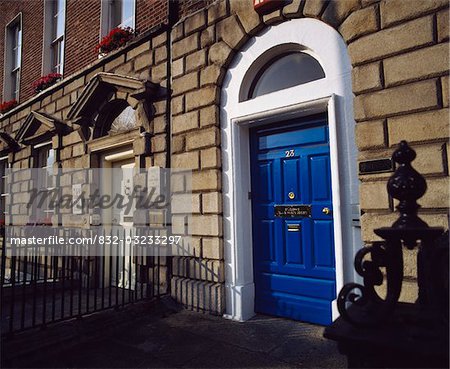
top-left (0, 0), bottom-right (448, 324)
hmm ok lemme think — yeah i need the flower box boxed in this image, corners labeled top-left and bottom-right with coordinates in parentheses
top-left (32, 73), bottom-right (62, 93)
top-left (95, 27), bottom-right (136, 55)
top-left (0, 99), bottom-right (18, 114)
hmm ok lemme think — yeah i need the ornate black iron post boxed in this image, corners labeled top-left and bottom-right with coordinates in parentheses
top-left (324, 141), bottom-right (449, 368)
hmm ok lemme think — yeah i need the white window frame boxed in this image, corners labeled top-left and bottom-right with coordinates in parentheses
top-left (3, 13), bottom-right (22, 102)
top-left (42, 0), bottom-right (66, 75)
top-left (33, 142), bottom-right (56, 222)
top-left (100, 0), bottom-right (136, 38)
top-left (0, 156), bottom-right (9, 223)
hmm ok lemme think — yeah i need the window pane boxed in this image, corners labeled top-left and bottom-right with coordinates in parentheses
top-left (52, 39), bottom-right (64, 74)
top-left (249, 52), bottom-right (325, 99)
top-left (12, 47), bottom-right (18, 70)
top-left (54, 14), bottom-right (64, 39)
top-left (111, 0), bottom-right (122, 28)
top-left (12, 71), bottom-right (20, 100)
top-left (121, 0), bottom-right (134, 27)
top-left (14, 25), bottom-right (20, 47)
top-left (59, 39), bottom-right (64, 73)
top-left (12, 24), bottom-right (21, 69)
top-left (0, 161), bottom-right (6, 223)
top-left (54, 0), bottom-right (64, 16)
top-left (110, 106), bottom-right (136, 134)
top-left (52, 42), bottom-right (59, 70)
top-left (109, 0), bottom-right (134, 29)
top-left (15, 36), bottom-right (21, 68)
top-left (7, 19), bottom-right (21, 100)
top-left (53, 0), bottom-right (65, 39)
top-left (11, 72), bottom-right (16, 96)
top-left (37, 146), bottom-right (54, 168)
top-left (47, 148), bottom-right (55, 168)
top-left (37, 146), bottom-right (55, 190)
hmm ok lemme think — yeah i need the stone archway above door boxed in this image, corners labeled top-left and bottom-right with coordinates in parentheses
top-left (67, 72), bottom-right (162, 141)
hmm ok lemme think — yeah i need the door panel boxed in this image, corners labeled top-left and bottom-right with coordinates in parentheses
top-left (259, 220), bottom-right (276, 263)
top-left (313, 220), bottom-right (334, 269)
top-left (284, 220), bottom-right (304, 266)
top-left (250, 114), bottom-right (336, 325)
top-left (310, 155), bottom-right (331, 202)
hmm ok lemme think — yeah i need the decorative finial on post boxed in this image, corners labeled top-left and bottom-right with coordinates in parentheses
top-left (387, 141), bottom-right (428, 230)
top-left (336, 140), bottom-right (446, 327)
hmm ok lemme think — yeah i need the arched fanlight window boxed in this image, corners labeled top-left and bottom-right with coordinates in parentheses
top-left (93, 99), bottom-right (137, 139)
top-left (110, 106), bottom-right (137, 134)
top-left (67, 73), bottom-right (159, 141)
top-left (240, 44), bottom-right (325, 102)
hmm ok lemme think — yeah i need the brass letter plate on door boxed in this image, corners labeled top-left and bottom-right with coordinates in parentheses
top-left (274, 205), bottom-right (311, 218)
top-left (287, 224), bottom-right (300, 232)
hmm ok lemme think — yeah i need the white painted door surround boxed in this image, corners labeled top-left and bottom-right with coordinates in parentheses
top-left (220, 18), bottom-right (361, 322)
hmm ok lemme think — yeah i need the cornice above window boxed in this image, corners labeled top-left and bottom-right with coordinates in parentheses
top-left (0, 132), bottom-right (20, 156)
top-left (67, 72), bottom-right (161, 140)
top-left (16, 111), bottom-right (72, 146)
top-left (67, 72), bottom-right (160, 124)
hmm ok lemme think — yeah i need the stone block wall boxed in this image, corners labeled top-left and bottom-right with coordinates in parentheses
top-left (169, 0), bottom-right (449, 310)
top-left (1, 31), bottom-right (168, 238)
top-left (0, 0), bottom-right (448, 315)
top-left (1, 28), bottom-right (171, 296)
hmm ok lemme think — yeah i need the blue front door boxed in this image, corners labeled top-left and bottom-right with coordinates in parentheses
top-left (250, 113), bottom-right (336, 325)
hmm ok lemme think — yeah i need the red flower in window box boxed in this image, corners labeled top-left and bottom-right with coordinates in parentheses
top-left (32, 73), bottom-right (62, 94)
top-left (95, 27), bottom-right (136, 55)
top-left (0, 99), bottom-right (18, 114)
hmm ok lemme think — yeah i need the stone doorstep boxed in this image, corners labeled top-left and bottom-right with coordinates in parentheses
top-left (2, 296), bottom-right (179, 364)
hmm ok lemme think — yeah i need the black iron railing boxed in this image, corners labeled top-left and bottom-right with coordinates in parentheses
top-left (325, 141), bottom-right (448, 368)
top-left (336, 141), bottom-right (448, 326)
top-left (0, 227), bottom-right (168, 337)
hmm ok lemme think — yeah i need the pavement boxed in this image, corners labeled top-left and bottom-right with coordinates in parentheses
top-left (1, 297), bottom-right (346, 368)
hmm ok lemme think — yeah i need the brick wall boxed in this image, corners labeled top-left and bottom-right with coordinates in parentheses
top-left (0, 0), bottom-right (44, 103)
top-left (64, 0), bottom-right (101, 77)
top-left (1, 0), bottom-right (175, 104)
top-left (136, 0), bottom-right (168, 32)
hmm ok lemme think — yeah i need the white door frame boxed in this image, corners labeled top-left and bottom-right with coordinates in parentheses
top-left (99, 146), bottom-right (135, 288)
top-left (220, 18), bottom-right (361, 322)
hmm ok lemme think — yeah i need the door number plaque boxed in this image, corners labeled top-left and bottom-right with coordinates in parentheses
top-left (274, 205), bottom-right (311, 218)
